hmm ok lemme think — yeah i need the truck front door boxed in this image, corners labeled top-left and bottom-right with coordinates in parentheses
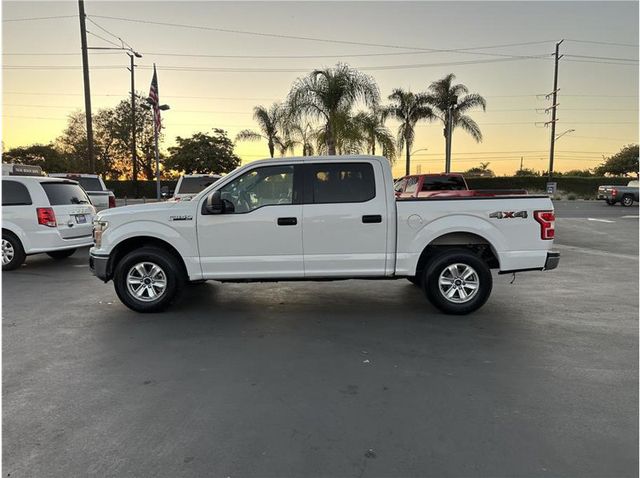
top-left (197, 164), bottom-right (304, 279)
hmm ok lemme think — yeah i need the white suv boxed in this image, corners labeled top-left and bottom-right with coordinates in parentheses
top-left (2, 176), bottom-right (96, 270)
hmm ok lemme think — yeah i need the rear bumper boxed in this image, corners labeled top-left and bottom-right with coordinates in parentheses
top-left (89, 253), bottom-right (110, 282)
top-left (544, 251), bottom-right (560, 270)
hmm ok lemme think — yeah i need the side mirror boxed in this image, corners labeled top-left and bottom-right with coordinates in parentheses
top-left (204, 190), bottom-right (224, 214)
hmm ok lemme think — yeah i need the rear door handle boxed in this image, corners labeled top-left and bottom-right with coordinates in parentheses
top-left (362, 215), bottom-right (382, 224)
top-left (277, 217), bottom-right (297, 226)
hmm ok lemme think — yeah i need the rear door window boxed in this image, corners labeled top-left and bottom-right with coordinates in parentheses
top-left (40, 182), bottom-right (91, 205)
top-left (306, 163), bottom-right (375, 203)
top-left (2, 180), bottom-right (32, 206)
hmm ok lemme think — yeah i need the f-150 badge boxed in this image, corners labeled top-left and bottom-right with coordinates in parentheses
top-left (489, 211), bottom-right (528, 219)
top-left (170, 215), bottom-right (193, 221)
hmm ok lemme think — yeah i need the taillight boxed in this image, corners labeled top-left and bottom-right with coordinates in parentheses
top-left (534, 210), bottom-right (555, 240)
top-left (36, 207), bottom-right (57, 227)
top-left (611, 188), bottom-right (618, 197)
top-left (108, 195), bottom-right (116, 208)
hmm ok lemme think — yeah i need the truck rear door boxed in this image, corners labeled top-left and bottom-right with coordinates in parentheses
top-left (302, 161), bottom-right (388, 277)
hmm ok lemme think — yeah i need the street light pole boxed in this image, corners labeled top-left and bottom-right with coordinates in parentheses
top-left (77, 0), bottom-right (95, 172)
top-left (548, 39), bottom-right (564, 180)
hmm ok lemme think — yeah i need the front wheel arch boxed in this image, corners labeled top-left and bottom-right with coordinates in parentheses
top-left (108, 236), bottom-right (189, 282)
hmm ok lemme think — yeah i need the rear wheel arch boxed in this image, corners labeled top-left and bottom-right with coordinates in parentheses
top-left (108, 236), bottom-right (188, 281)
top-left (414, 232), bottom-right (499, 278)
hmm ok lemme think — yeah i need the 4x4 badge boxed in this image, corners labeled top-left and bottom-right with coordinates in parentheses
top-left (489, 211), bottom-right (528, 219)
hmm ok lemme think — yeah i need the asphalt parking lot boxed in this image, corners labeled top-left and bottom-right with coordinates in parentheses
top-left (3, 201), bottom-right (638, 477)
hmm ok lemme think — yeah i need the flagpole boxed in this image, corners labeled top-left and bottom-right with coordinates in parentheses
top-left (154, 117), bottom-right (161, 201)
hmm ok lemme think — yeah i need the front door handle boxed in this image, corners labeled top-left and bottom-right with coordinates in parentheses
top-left (362, 215), bottom-right (382, 224)
top-left (277, 217), bottom-right (297, 226)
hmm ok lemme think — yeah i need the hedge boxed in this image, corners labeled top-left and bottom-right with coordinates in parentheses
top-left (104, 180), bottom-right (178, 198)
top-left (466, 176), bottom-right (634, 197)
top-left (104, 176), bottom-right (634, 198)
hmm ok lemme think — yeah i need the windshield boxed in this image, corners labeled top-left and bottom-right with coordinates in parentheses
top-left (177, 176), bottom-right (220, 194)
top-left (41, 182), bottom-right (91, 205)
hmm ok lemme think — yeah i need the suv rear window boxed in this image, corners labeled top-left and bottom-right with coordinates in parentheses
top-left (41, 182), bottom-right (91, 205)
top-left (76, 177), bottom-right (103, 191)
top-left (2, 180), bottom-right (32, 206)
top-left (178, 177), bottom-right (219, 194)
top-left (307, 163), bottom-right (375, 203)
top-left (421, 176), bottom-right (467, 191)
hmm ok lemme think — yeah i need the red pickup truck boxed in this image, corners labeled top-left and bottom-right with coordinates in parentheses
top-left (395, 174), bottom-right (527, 199)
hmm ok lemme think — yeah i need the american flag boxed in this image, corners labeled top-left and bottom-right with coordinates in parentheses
top-left (148, 64), bottom-right (161, 130)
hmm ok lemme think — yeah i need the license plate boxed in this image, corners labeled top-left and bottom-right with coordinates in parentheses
top-left (75, 215), bottom-right (87, 224)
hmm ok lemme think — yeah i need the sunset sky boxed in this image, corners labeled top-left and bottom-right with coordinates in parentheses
top-left (2, 1), bottom-right (638, 176)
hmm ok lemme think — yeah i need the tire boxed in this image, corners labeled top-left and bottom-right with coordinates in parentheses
top-left (2, 232), bottom-right (26, 271)
top-left (422, 249), bottom-right (493, 315)
top-left (605, 199), bottom-right (616, 206)
top-left (113, 247), bottom-right (185, 313)
top-left (621, 195), bottom-right (634, 207)
top-left (47, 248), bottom-right (77, 260)
top-left (407, 276), bottom-right (421, 287)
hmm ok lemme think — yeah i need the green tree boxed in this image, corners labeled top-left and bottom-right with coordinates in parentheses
top-left (563, 168), bottom-right (594, 177)
top-left (465, 162), bottom-right (495, 177)
top-left (166, 129), bottom-right (241, 174)
top-left (595, 144), bottom-right (639, 177)
top-left (424, 73), bottom-right (487, 157)
top-left (287, 63), bottom-right (380, 155)
top-left (3, 144), bottom-right (77, 173)
top-left (236, 103), bottom-right (284, 158)
top-left (354, 109), bottom-right (396, 161)
top-left (514, 167), bottom-right (539, 177)
top-left (384, 89), bottom-right (435, 175)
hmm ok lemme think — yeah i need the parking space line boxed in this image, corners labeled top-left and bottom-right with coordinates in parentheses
top-left (621, 215), bottom-right (639, 219)
top-left (555, 243), bottom-right (639, 260)
top-left (587, 218), bottom-right (615, 223)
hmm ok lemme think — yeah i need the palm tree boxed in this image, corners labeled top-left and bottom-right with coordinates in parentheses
top-left (287, 63), bottom-right (380, 155)
top-left (235, 103), bottom-right (283, 158)
top-left (424, 73), bottom-right (487, 162)
top-left (384, 89), bottom-right (435, 175)
top-left (286, 121), bottom-right (315, 156)
top-left (354, 109), bottom-right (396, 161)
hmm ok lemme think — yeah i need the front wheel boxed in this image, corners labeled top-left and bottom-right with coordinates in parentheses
top-left (423, 249), bottom-right (493, 315)
top-left (113, 247), bottom-right (184, 312)
top-left (622, 195), bottom-right (634, 207)
top-left (47, 248), bottom-right (76, 260)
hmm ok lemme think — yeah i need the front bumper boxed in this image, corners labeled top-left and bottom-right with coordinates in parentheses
top-left (544, 251), bottom-right (560, 270)
top-left (89, 253), bottom-right (110, 282)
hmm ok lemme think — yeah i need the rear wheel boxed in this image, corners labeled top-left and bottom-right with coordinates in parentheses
top-left (47, 248), bottom-right (76, 260)
top-left (2, 233), bottom-right (25, 271)
top-left (423, 249), bottom-right (492, 315)
top-left (113, 247), bottom-right (184, 313)
top-left (622, 195), bottom-right (634, 207)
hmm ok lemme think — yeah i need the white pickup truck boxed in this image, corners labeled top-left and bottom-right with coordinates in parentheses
top-left (90, 156), bottom-right (559, 314)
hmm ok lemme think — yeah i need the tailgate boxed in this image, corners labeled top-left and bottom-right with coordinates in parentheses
top-left (40, 182), bottom-right (95, 239)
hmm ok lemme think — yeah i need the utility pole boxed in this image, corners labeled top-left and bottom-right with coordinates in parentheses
top-left (78, 0), bottom-right (95, 172)
top-left (547, 39), bottom-right (564, 180)
top-left (128, 54), bottom-right (139, 198)
top-left (520, 156), bottom-right (524, 171)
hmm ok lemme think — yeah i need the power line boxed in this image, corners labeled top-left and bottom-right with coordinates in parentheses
top-left (565, 53), bottom-right (638, 62)
top-left (86, 30), bottom-right (121, 49)
top-left (86, 17), bottom-right (135, 51)
top-left (2, 15), bottom-right (76, 22)
top-left (565, 38), bottom-right (639, 48)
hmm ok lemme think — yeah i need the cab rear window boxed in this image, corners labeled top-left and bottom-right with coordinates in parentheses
top-left (41, 182), bottom-right (91, 205)
top-left (177, 177), bottom-right (219, 194)
top-left (76, 177), bottom-right (103, 191)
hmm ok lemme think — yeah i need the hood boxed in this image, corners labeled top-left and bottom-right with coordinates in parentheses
top-left (96, 200), bottom-right (190, 220)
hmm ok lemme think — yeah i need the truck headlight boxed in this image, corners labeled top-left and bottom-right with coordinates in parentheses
top-left (93, 220), bottom-right (109, 248)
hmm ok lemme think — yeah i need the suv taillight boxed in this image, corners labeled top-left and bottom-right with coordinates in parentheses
top-left (37, 207), bottom-right (57, 227)
top-left (534, 210), bottom-right (555, 240)
top-left (108, 195), bottom-right (116, 208)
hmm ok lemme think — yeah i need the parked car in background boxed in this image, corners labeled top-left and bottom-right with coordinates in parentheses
top-left (2, 176), bottom-right (96, 270)
top-left (49, 173), bottom-right (115, 211)
top-left (172, 174), bottom-right (222, 201)
top-left (598, 180), bottom-right (639, 206)
top-left (90, 155), bottom-right (558, 315)
top-left (395, 173), bottom-right (527, 199)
